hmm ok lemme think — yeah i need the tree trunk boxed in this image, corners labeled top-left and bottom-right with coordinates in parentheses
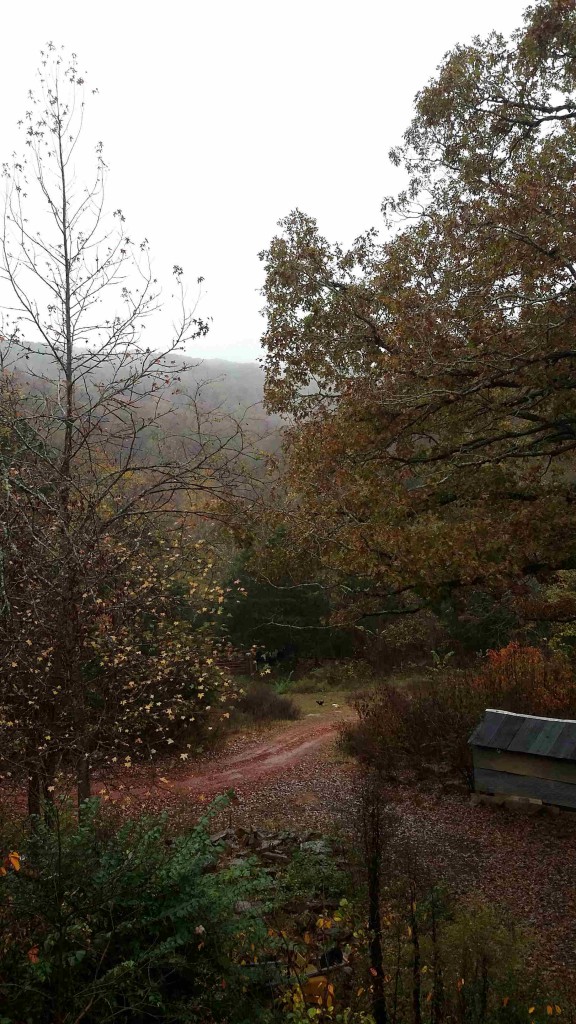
top-left (410, 893), bottom-right (422, 1024)
top-left (368, 851), bottom-right (388, 1024)
top-left (42, 751), bottom-right (58, 825)
top-left (430, 900), bottom-right (445, 1024)
top-left (77, 754), bottom-right (91, 807)
top-left (362, 771), bottom-right (388, 1024)
top-left (27, 770), bottom-right (41, 819)
top-left (391, 932), bottom-right (402, 1024)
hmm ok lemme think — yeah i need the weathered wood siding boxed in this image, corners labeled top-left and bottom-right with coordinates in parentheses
top-left (473, 748), bottom-right (576, 786)
top-left (474, 766), bottom-right (576, 809)
top-left (470, 710), bottom-right (576, 809)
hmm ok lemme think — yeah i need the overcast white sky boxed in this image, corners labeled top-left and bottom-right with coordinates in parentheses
top-left (1, 0), bottom-right (529, 363)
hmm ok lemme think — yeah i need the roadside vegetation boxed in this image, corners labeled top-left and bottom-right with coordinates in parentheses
top-left (0, 789), bottom-right (571, 1024)
top-left (234, 680), bottom-right (301, 724)
top-left (340, 644), bottom-right (576, 787)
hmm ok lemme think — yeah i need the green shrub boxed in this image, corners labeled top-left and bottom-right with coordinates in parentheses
top-left (281, 842), bottom-right (348, 903)
top-left (0, 798), bottom-right (275, 1023)
top-left (375, 891), bottom-right (537, 1024)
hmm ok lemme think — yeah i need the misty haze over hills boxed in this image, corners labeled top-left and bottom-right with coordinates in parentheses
top-left (2, 342), bottom-right (269, 417)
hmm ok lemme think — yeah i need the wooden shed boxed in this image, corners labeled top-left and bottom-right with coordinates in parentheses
top-left (469, 709), bottom-right (576, 809)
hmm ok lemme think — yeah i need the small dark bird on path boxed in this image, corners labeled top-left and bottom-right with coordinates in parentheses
top-left (316, 700), bottom-right (324, 706)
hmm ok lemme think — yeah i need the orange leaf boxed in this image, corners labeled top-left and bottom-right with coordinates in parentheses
top-left (370, 967), bottom-right (378, 977)
top-left (8, 852), bottom-right (20, 872)
top-left (27, 946), bottom-right (39, 963)
top-left (548, 1007), bottom-right (554, 1016)
top-left (503, 996), bottom-right (510, 1007)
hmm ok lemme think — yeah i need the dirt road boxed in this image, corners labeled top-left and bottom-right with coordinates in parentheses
top-left (173, 713), bottom-right (343, 797)
top-left (97, 708), bottom-right (347, 803)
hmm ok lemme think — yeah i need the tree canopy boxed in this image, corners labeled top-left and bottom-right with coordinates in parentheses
top-left (259, 0), bottom-right (576, 630)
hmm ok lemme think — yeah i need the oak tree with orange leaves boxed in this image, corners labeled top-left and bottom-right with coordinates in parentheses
top-left (259, 0), bottom-right (576, 636)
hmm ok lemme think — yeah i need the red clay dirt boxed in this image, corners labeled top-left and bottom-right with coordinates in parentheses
top-left (173, 715), bottom-right (341, 797)
top-left (96, 710), bottom-right (347, 803)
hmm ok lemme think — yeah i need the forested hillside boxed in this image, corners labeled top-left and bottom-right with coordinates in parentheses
top-left (4, 343), bottom-right (269, 417)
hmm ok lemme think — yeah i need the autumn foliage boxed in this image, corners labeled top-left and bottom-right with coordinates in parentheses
top-left (472, 643), bottom-right (576, 719)
top-left (258, 0), bottom-right (576, 633)
top-left (343, 644), bottom-right (576, 785)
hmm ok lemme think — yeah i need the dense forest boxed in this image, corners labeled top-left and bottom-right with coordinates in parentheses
top-left (2, 3), bottom-right (576, 1021)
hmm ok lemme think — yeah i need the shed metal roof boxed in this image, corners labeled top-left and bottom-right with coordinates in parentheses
top-left (469, 710), bottom-right (576, 761)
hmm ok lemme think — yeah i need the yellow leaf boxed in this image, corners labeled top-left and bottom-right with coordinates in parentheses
top-left (303, 975), bottom-right (331, 1007)
top-left (529, 1010), bottom-right (535, 1016)
top-left (556, 1008), bottom-right (562, 1016)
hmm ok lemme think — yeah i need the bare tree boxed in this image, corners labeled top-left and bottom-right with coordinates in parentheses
top-left (0, 45), bottom-right (254, 813)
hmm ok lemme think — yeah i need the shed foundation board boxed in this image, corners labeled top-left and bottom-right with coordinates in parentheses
top-left (474, 767), bottom-right (576, 809)
top-left (473, 749), bottom-right (576, 786)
